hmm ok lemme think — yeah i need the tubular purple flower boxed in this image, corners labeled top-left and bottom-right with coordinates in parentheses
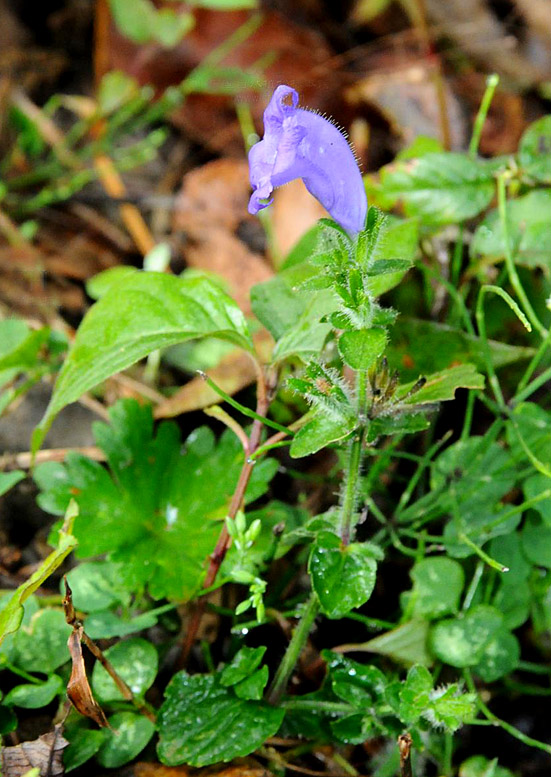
top-left (247, 85), bottom-right (367, 235)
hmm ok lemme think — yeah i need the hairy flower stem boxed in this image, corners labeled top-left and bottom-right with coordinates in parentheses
top-left (340, 370), bottom-right (368, 545)
top-left (267, 371), bottom-right (369, 702)
top-left (267, 594), bottom-right (320, 705)
top-left (178, 367), bottom-right (273, 667)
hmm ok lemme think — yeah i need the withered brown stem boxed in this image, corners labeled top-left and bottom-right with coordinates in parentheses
top-left (399, 732), bottom-right (414, 777)
top-left (63, 579), bottom-right (156, 722)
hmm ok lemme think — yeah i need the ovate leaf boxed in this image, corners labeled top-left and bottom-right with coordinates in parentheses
top-left (309, 532), bottom-right (380, 619)
top-left (34, 273), bottom-right (253, 450)
top-left (338, 328), bottom-right (387, 370)
top-left (157, 672), bottom-right (284, 766)
top-left (378, 153), bottom-right (495, 225)
top-left (430, 605), bottom-right (503, 667)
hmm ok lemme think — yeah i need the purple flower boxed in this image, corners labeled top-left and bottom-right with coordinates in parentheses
top-left (248, 85), bottom-right (367, 236)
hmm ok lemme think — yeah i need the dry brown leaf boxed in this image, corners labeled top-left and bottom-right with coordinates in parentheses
top-left (346, 60), bottom-right (467, 150)
top-left (154, 330), bottom-right (273, 419)
top-left (1, 724), bottom-right (68, 777)
top-left (66, 627), bottom-right (110, 728)
top-left (133, 761), bottom-right (272, 777)
top-left (173, 159), bottom-right (251, 235)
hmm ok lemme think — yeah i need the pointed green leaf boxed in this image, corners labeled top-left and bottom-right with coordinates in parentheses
top-left (34, 273), bottom-right (252, 451)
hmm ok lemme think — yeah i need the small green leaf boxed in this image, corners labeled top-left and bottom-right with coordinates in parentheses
top-left (0, 471), bottom-right (25, 498)
top-left (290, 414), bottom-right (357, 459)
top-left (396, 364), bottom-right (484, 405)
top-left (430, 605), bottom-right (503, 667)
top-left (378, 153), bottom-right (495, 225)
top-left (10, 609), bottom-right (72, 673)
top-left (0, 502), bottom-right (77, 647)
top-left (96, 712), bottom-right (155, 768)
top-left (233, 666), bottom-right (269, 700)
top-left (157, 672), bottom-right (284, 766)
top-left (309, 532), bottom-right (379, 619)
top-left (356, 620), bottom-right (431, 666)
top-left (522, 516), bottom-right (551, 568)
top-left (64, 726), bottom-right (106, 772)
top-left (220, 646), bottom-right (266, 687)
top-left (92, 638), bottom-right (158, 702)
top-left (64, 561), bottom-right (130, 613)
top-left (84, 609), bottom-right (166, 640)
top-left (338, 328), bottom-right (387, 370)
top-left (460, 755), bottom-right (515, 777)
top-left (518, 116), bottom-right (551, 183)
top-left (34, 273), bottom-right (253, 451)
top-left (409, 558), bottom-right (464, 619)
top-left (473, 629), bottom-right (520, 682)
top-left (326, 652), bottom-right (386, 707)
top-left (0, 704), bottom-right (18, 734)
top-left (4, 674), bottom-right (63, 708)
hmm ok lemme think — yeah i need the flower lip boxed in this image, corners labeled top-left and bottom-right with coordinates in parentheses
top-left (247, 85), bottom-right (367, 235)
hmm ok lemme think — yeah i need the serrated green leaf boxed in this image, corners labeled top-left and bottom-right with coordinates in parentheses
top-left (92, 638), bottom-right (158, 702)
top-left (220, 646), bottom-right (266, 687)
top-left (309, 532), bottom-right (378, 619)
top-left (96, 712), bottom-right (155, 768)
top-left (518, 116), bottom-right (551, 183)
top-left (379, 153), bottom-right (495, 225)
top-left (35, 400), bottom-right (277, 601)
top-left (430, 605), bottom-right (503, 667)
top-left (34, 273), bottom-right (253, 451)
top-left (396, 364), bottom-right (484, 405)
top-left (157, 672), bottom-right (284, 766)
top-left (338, 328), bottom-right (387, 370)
top-left (4, 674), bottom-right (63, 709)
top-left (290, 414), bottom-right (357, 459)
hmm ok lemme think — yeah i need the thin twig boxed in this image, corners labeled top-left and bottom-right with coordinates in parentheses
top-left (0, 446), bottom-right (105, 471)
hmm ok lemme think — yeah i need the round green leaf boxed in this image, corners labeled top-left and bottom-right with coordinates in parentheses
top-left (473, 629), bottom-right (520, 682)
top-left (410, 558), bottom-right (464, 619)
top-left (92, 638), bottom-right (158, 702)
top-left (11, 609), bottom-right (71, 673)
top-left (430, 605), bottom-right (503, 667)
top-left (63, 726), bottom-right (105, 771)
top-left (522, 517), bottom-right (551, 568)
top-left (65, 561), bottom-right (129, 613)
top-left (96, 712), bottom-right (155, 768)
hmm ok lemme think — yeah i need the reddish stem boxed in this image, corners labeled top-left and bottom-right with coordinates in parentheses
top-left (178, 369), bottom-right (274, 666)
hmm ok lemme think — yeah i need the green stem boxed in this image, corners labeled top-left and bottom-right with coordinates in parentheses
top-left (281, 699), bottom-right (351, 714)
top-left (340, 370), bottom-right (367, 545)
top-left (469, 74), bottom-right (499, 156)
top-left (513, 363), bottom-right (551, 405)
top-left (497, 174), bottom-right (547, 338)
top-left (464, 668), bottom-right (551, 755)
top-left (5, 662), bottom-right (42, 684)
top-left (515, 328), bottom-right (551, 397)
top-left (267, 594), bottom-right (320, 704)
